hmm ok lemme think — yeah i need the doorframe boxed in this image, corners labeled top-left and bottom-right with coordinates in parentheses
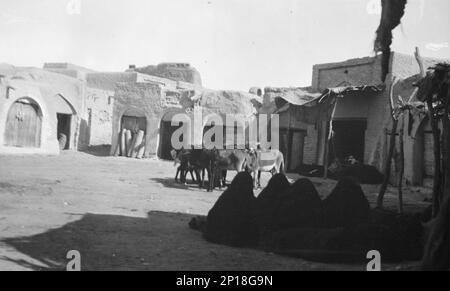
top-left (55, 94), bottom-right (78, 150)
top-left (156, 109), bottom-right (187, 160)
top-left (330, 117), bottom-right (368, 163)
top-left (280, 127), bottom-right (307, 172)
top-left (2, 97), bottom-right (43, 148)
top-left (0, 94), bottom-right (58, 154)
top-left (56, 113), bottom-right (72, 150)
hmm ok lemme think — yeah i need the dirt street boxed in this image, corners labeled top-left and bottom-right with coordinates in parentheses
top-left (0, 151), bottom-right (431, 271)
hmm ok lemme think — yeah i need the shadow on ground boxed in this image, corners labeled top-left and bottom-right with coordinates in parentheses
top-left (149, 178), bottom-right (197, 191)
top-left (149, 177), bottom-right (228, 192)
top-left (0, 210), bottom-right (420, 271)
top-left (1, 211), bottom-right (199, 271)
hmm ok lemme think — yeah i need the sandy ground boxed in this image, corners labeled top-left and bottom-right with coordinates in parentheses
top-left (0, 150), bottom-right (431, 271)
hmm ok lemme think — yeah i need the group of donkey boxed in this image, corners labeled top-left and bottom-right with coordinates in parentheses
top-left (171, 148), bottom-right (285, 191)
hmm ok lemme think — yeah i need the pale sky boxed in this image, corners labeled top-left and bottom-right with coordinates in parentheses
top-left (0, 0), bottom-right (449, 90)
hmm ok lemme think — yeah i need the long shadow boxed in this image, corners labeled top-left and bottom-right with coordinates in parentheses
top-left (149, 177), bottom-right (210, 191)
top-left (1, 210), bottom-right (419, 271)
top-left (1, 211), bottom-right (199, 271)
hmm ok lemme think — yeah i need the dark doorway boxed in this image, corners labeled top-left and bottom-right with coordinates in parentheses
top-left (57, 113), bottom-right (71, 150)
top-left (4, 99), bottom-right (42, 148)
top-left (329, 119), bottom-right (367, 164)
top-left (279, 128), bottom-right (306, 172)
top-left (158, 120), bottom-right (183, 160)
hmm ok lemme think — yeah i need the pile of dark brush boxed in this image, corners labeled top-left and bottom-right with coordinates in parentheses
top-left (189, 172), bottom-right (424, 264)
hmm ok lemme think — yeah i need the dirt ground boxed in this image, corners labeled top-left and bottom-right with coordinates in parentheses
top-left (0, 150), bottom-right (431, 271)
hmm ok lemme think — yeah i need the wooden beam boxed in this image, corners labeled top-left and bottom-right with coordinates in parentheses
top-left (377, 77), bottom-right (399, 209)
top-left (323, 99), bottom-right (337, 179)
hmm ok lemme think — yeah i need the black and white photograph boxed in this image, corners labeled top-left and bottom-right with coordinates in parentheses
top-left (0, 0), bottom-right (449, 274)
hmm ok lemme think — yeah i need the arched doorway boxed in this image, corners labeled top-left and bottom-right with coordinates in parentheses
top-left (158, 111), bottom-right (187, 160)
top-left (54, 94), bottom-right (77, 150)
top-left (119, 109), bottom-right (147, 157)
top-left (4, 98), bottom-right (42, 148)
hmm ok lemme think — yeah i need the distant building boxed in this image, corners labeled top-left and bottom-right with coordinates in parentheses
top-left (260, 52), bottom-right (450, 186)
top-left (129, 63), bottom-right (202, 86)
top-left (111, 76), bottom-right (260, 159)
top-left (0, 62), bottom-right (261, 159)
top-left (0, 64), bottom-right (84, 155)
top-left (44, 63), bottom-right (153, 151)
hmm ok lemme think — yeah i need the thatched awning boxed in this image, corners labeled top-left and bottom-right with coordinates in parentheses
top-left (266, 85), bottom-right (384, 110)
top-left (264, 87), bottom-right (320, 107)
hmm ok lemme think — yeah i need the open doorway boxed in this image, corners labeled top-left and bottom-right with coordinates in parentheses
top-left (117, 113), bottom-right (147, 158)
top-left (121, 115), bottom-right (147, 133)
top-left (329, 119), bottom-right (367, 164)
top-left (158, 119), bottom-right (183, 160)
top-left (57, 113), bottom-right (71, 150)
top-left (54, 94), bottom-right (76, 151)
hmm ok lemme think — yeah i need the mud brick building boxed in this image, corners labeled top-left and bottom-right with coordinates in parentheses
top-left (111, 73), bottom-right (261, 159)
top-left (255, 52), bottom-right (449, 186)
top-left (0, 61), bottom-right (261, 159)
top-left (0, 64), bottom-right (84, 155)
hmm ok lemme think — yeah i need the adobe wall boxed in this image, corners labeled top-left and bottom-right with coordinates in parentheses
top-left (0, 82), bottom-right (59, 155)
top-left (312, 55), bottom-right (384, 91)
top-left (311, 55), bottom-right (387, 165)
top-left (84, 87), bottom-right (115, 146)
top-left (134, 63), bottom-right (202, 86)
top-left (111, 83), bottom-right (185, 157)
top-left (82, 72), bottom-right (141, 148)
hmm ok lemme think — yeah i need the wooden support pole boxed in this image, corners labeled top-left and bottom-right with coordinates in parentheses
top-left (323, 120), bottom-right (330, 180)
top-left (442, 83), bottom-right (450, 200)
top-left (377, 77), bottom-right (399, 209)
top-left (287, 105), bottom-right (292, 172)
top-left (398, 117), bottom-right (405, 214)
top-left (377, 119), bottom-right (398, 209)
top-left (416, 46), bottom-right (443, 216)
top-left (323, 99), bottom-right (337, 179)
top-left (428, 98), bottom-right (442, 217)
